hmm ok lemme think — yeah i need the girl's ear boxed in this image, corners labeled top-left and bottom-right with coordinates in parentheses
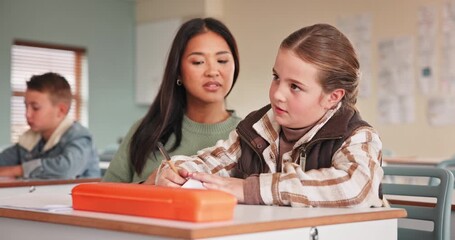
top-left (326, 89), bottom-right (345, 109)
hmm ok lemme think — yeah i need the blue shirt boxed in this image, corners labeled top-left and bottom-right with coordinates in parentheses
top-left (0, 121), bottom-right (100, 179)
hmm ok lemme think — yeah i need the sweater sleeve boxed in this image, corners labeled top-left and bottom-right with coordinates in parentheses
top-left (258, 126), bottom-right (384, 208)
top-left (160, 130), bottom-right (242, 177)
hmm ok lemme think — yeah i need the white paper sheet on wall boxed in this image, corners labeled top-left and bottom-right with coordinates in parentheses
top-left (337, 13), bottom-right (373, 98)
top-left (377, 36), bottom-right (415, 124)
top-left (441, 0), bottom-right (455, 95)
top-left (418, 5), bottom-right (438, 95)
top-left (427, 96), bottom-right (455, 125)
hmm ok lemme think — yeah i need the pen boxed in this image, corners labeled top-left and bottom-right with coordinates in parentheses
top-left (157, 142), bottom-right (178, 174)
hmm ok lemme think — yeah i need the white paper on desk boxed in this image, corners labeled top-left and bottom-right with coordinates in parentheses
top-left (181, 178), bottom-right (206, 189)
top-left (0, 192), bottom-right (72, 213)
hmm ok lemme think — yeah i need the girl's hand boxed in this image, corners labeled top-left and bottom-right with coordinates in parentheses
top-left (189, 172), bottom-right (244, 203)
top-left (153, 168), bottom-right (189, 187)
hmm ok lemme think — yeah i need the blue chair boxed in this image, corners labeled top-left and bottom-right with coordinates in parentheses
top-left (383, 166), bottom-right (454, 240)
top-left (429, 157), bottom-right (455, 187)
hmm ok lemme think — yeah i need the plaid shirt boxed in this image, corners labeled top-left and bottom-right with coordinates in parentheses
top-left (168, 103), bottom-right (384, 208)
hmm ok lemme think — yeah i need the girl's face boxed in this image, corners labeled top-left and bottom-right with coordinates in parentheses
top-left (180, 31), bottom-right (235, 106)
top-left (269, 48), bottom-right (335, 129)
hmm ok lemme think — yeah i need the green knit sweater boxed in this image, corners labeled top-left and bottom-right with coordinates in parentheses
top-left (102, 113), bottom-right (241, 183)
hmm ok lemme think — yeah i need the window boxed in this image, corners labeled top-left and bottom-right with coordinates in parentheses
top-left (10, 40), bottom-right (88, 143)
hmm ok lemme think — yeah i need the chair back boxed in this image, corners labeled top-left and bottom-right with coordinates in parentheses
top-left (429, 157), bottom-right (455, 187)
top-left (383, 166), bottom-right (454, 240)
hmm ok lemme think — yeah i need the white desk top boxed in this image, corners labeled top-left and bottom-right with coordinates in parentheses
top-left (0, 184), bottom-right (406, 239)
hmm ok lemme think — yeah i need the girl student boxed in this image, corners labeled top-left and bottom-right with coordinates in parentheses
top-left (155, 23), bottom-right (384, 208)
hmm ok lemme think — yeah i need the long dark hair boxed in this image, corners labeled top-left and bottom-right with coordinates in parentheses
top-left (129, 18), bottom-right (240, 174)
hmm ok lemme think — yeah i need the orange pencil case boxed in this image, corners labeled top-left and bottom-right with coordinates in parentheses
top-left (71, 182), bottom-right (237, 222)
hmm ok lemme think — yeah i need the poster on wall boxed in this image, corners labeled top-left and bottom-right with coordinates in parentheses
top-left (337, 13), bottom-right (373, 98)
top-left (441, 0), bottom-right (455, 95)
top-left (418, 5), bottom-right (438, 95)
top-left (377, 36), bottom-right (415, 124)
top-left (427, 96), bottom-right (455, 125)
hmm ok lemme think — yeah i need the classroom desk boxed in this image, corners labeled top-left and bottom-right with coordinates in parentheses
top-left (383, 156), bottom-right (445, 166)
top-left (0, 177), bottom-right (100, 188)
top-left (0, 178), bottom-right (100, 197)
top-left (0, 184), bottom-right (406, 240)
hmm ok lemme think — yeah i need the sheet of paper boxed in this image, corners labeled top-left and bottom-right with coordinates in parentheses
top-left (337, 13), bottom-right (373, 98)
top-left (441, 0), bottom-right (455, 94)
top-left (427, 96), bottom-right (455, 125)
top-left (377, 36), bottom-right (415, 124)
top-left (182, 178), bottom-right (206, 189)
top-left (0, 192), bottom-right (73, 212)
top-left (418, 5), bottom-right (438, 95)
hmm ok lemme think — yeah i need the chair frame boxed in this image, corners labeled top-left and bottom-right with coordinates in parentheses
top-left (383, 166), bottom-right (454, 240)
top-left (429, 158), bottom-right (455, 187)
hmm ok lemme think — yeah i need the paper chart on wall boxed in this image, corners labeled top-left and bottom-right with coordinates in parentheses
top-left (418, 5), bottom-right (438, 95)
top-left (337, 13), bottom-right (373, 98)
top-left (441, 0), bottom-right (455, 95)
top-left (427, 96), bottom-right (455, 125)
top-left (377, 36), bottom-right (415, 124)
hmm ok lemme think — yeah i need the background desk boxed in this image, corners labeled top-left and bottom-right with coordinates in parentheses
top-left (383, 156), bottom-right (444, 166)
top-left (0, 183), bottom-right (405, 240)
top-left (0, 178), bottom-right (100, 198)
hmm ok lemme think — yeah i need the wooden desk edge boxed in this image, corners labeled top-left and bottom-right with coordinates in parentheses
top-left (0, 178), bottom-right (101, 188)
top-left (382, 157), bottom-right (444, 165)
top-left (0, 207), bottom-right (406, 239)
top-left (388, 198), bottom-right (455, 211)
top-left (191, 208), bottom-right (406, 239)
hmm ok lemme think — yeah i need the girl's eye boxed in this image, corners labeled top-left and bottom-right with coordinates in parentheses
top-left (290, 83), bottom-right (302, 92)
top-left (272, 73), bottom-right (279, 81)
top-left (192, 60), bottom-right (204, 65)
top-left (218, 59), bottom-right (229, 64)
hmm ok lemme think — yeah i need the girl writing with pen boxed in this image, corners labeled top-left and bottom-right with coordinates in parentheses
top-left (154, 23), bottom-right (385, 208)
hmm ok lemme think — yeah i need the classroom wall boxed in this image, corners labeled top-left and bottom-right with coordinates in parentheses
top-left (138, 0), bottom-right (455, 158)
top-left (223, 0), bottom-right (455, 158)
top-left (1, 0), bottom-right (454, 159)
top-left (0, 0), bottom-right (147, 150)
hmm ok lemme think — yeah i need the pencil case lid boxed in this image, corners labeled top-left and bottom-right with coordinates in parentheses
top-left (71, 182), bottom-right (237, 222)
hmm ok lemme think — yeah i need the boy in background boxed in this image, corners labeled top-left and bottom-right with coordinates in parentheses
top-left (0, 72), bottom-right (100, 179)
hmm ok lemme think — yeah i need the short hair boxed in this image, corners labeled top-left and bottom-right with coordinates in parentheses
top-left (26, 72), bottom-right (72, 108)
top-left (280, 23), bottom-right (360, 111)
